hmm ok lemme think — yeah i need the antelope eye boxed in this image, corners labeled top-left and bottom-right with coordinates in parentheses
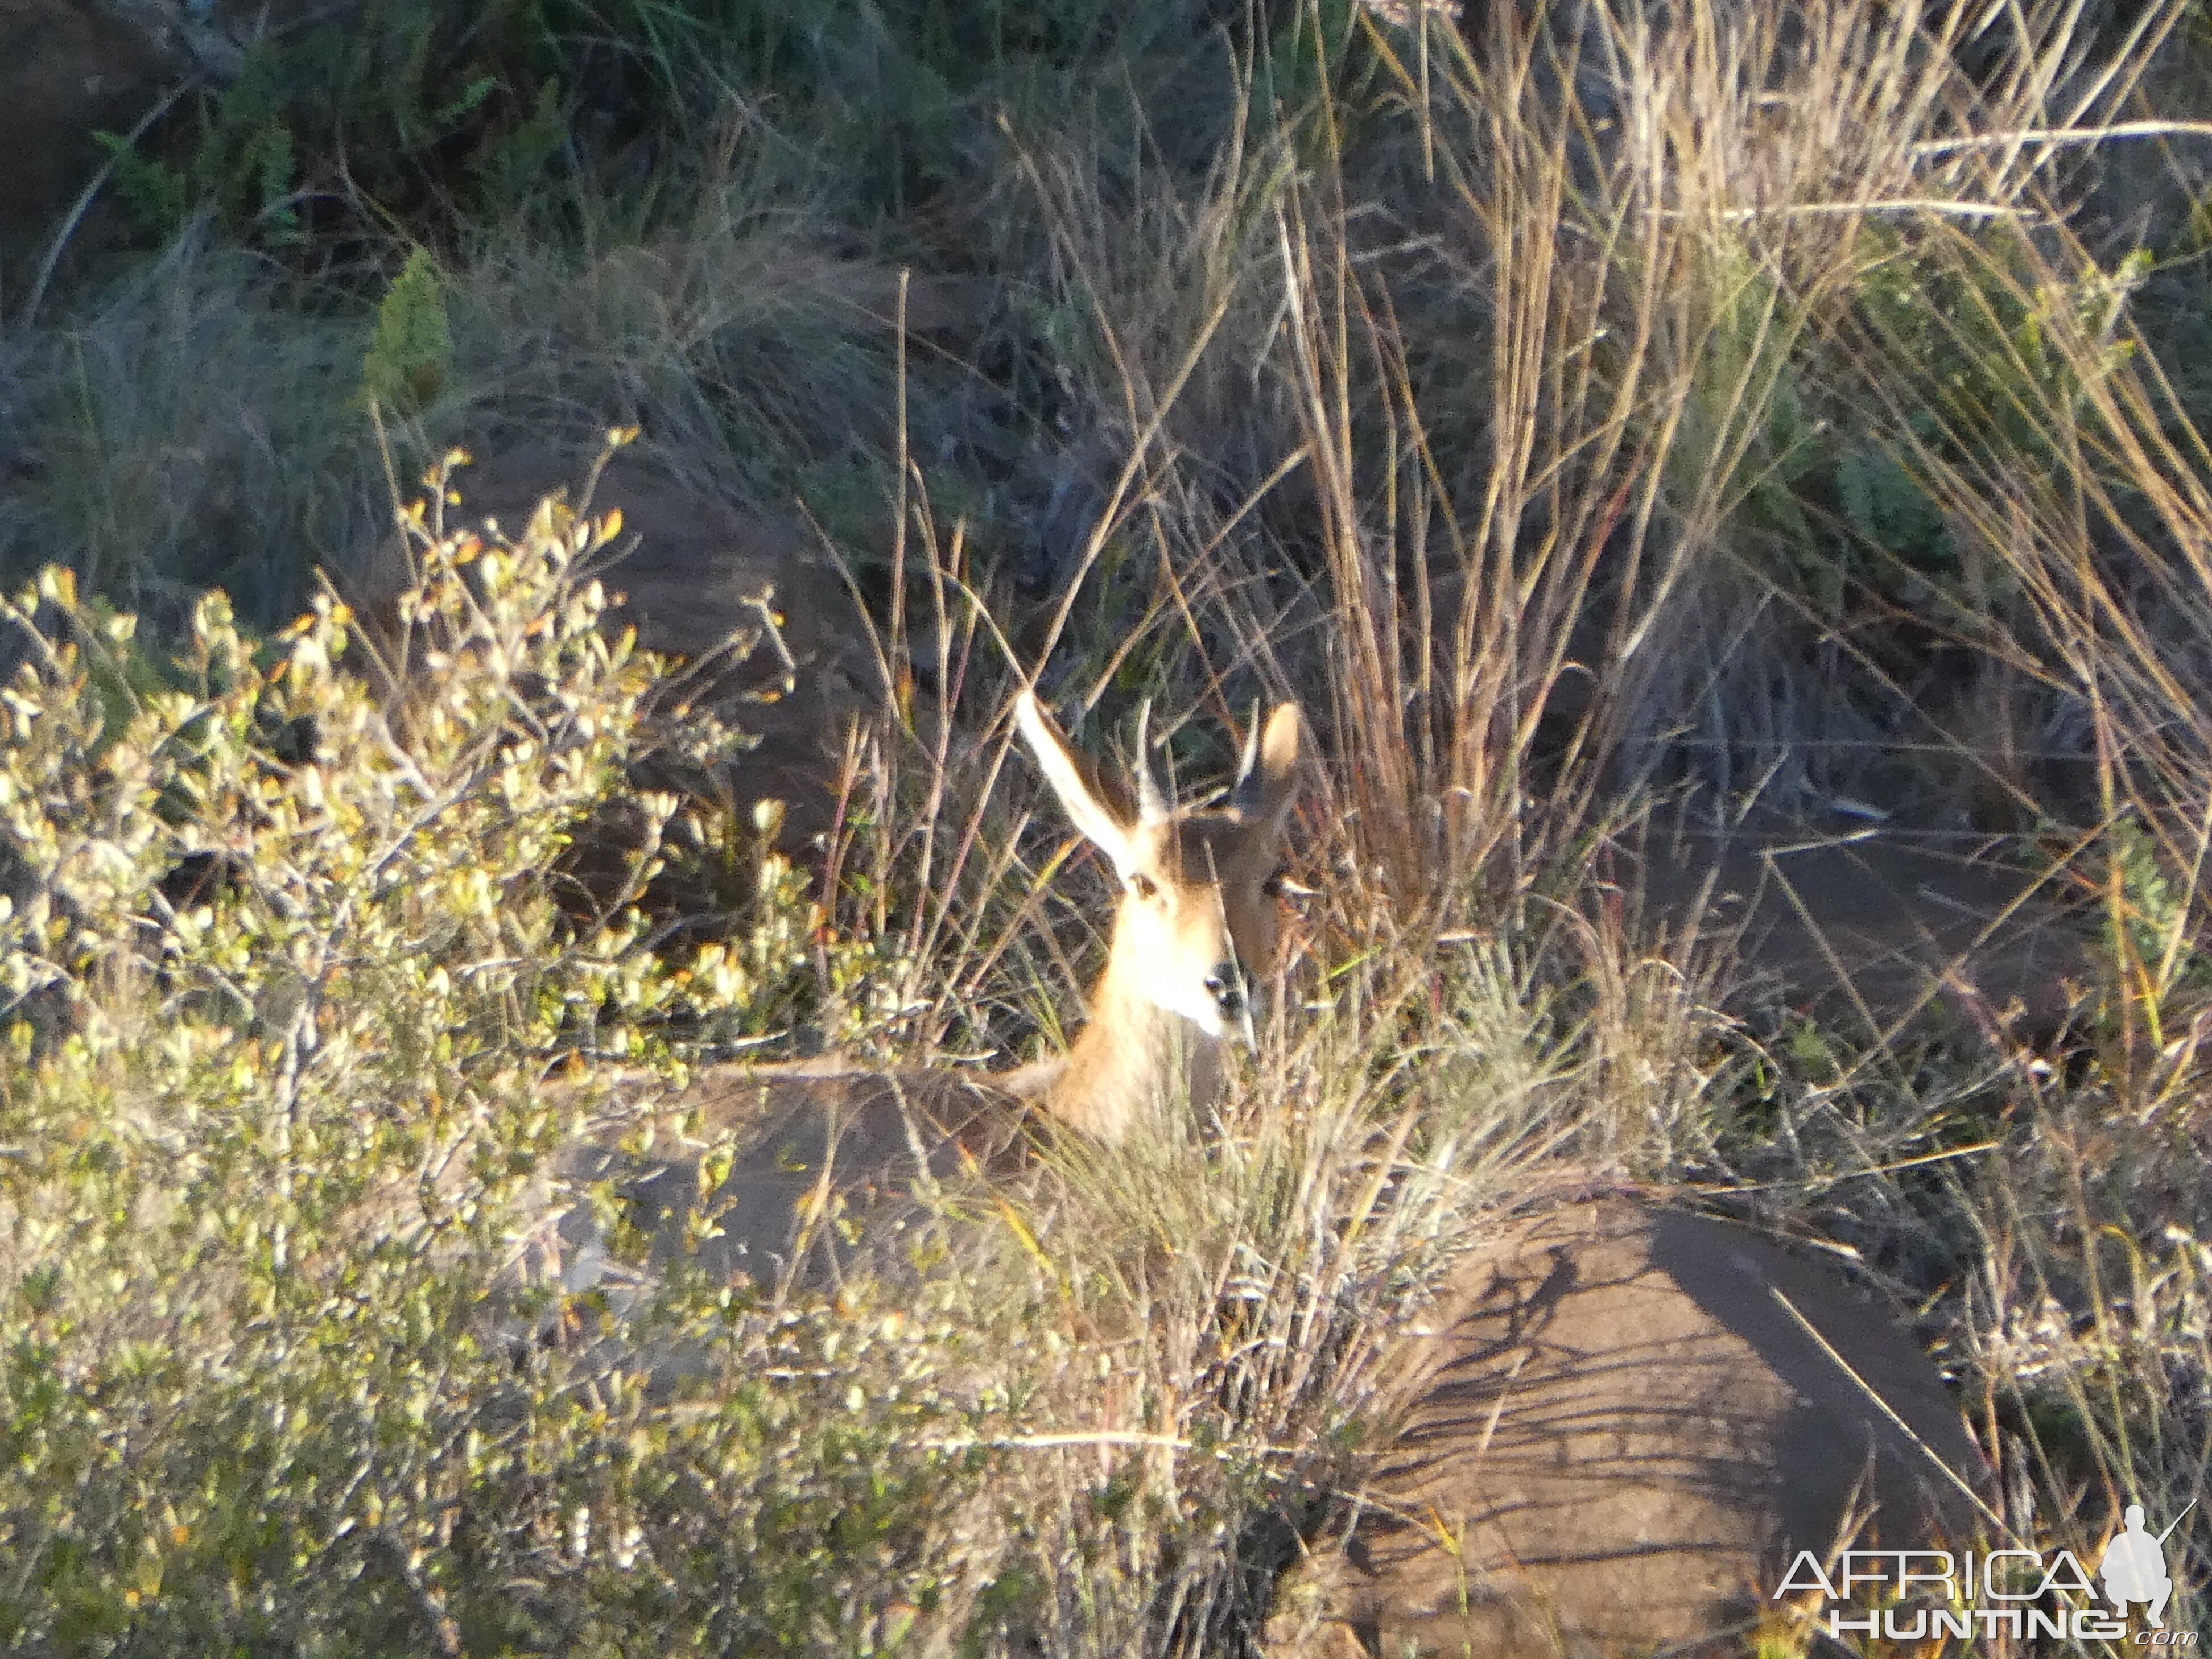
top-left (1127, 871), bottom-right (1159, 901)
top-left (1260, 868), bottom-right (1289, 899)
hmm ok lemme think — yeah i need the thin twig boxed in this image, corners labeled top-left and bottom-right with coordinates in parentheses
top-left (21, 80), bottom-right (195, 329)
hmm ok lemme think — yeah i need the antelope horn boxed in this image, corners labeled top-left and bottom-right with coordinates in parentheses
top-left (1229, 699), bottom-right (1264, 814)
top-left (1133, 699), bottom-right (1168, 823)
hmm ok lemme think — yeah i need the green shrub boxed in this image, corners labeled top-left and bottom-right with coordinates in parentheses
top-left (361, 249), bottom-right (455, 419)
top-left (97, 1), bottom-right (567, 250)
top-left (0, 469), bottom-right (1004, 1654)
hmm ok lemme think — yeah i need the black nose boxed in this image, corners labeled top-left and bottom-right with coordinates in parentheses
top-left (1204, 967), bottom-right (1244, 1018)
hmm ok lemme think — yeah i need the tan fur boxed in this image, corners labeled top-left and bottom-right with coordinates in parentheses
top-left (554, 692), bottom-right (1304, 1289)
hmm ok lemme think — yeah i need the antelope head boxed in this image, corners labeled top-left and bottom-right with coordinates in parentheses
top-left (1013, 690), bottom-right (1304, 1139)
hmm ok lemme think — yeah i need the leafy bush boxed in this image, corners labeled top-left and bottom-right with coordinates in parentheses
top-left (97, 0), bottom-right (567, 251)
top-left (0, 465), bottom-right (1008, 1654)
top-left (91, 0), bottom-right (1259, 255)
top-left (361, 248), bottom-right (455, 418)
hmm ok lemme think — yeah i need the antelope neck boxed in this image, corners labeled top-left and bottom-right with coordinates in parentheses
top-left (1039, 954), bottom-right (1227, 1142)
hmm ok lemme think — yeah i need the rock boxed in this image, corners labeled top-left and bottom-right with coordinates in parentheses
top-left (1273, 1199), bottom-right (1988, 1657)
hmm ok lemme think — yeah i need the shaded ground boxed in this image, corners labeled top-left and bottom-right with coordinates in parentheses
top-left (1624, 811), bottom-right (2094, 1034)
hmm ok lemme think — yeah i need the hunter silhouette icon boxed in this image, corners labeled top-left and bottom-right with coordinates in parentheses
top-left (2102, 1504), bottom-right (2184, 1627)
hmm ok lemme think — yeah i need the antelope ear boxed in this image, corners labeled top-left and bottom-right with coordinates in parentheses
top-left (1232, 703), bottom-right (1303, 845)
top-left (1015, 691), bottom-right (1137, 871)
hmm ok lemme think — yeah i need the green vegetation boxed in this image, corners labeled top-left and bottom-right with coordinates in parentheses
top-left (5, 0), bottom-right (2212, 1650)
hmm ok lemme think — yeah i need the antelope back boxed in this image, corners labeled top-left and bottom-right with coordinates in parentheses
top-left (555, 1064), bottom-right (1036, 1295)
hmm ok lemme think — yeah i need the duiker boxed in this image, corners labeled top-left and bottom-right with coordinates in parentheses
top-left (551, 690), bottom-right (1305, 1292)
